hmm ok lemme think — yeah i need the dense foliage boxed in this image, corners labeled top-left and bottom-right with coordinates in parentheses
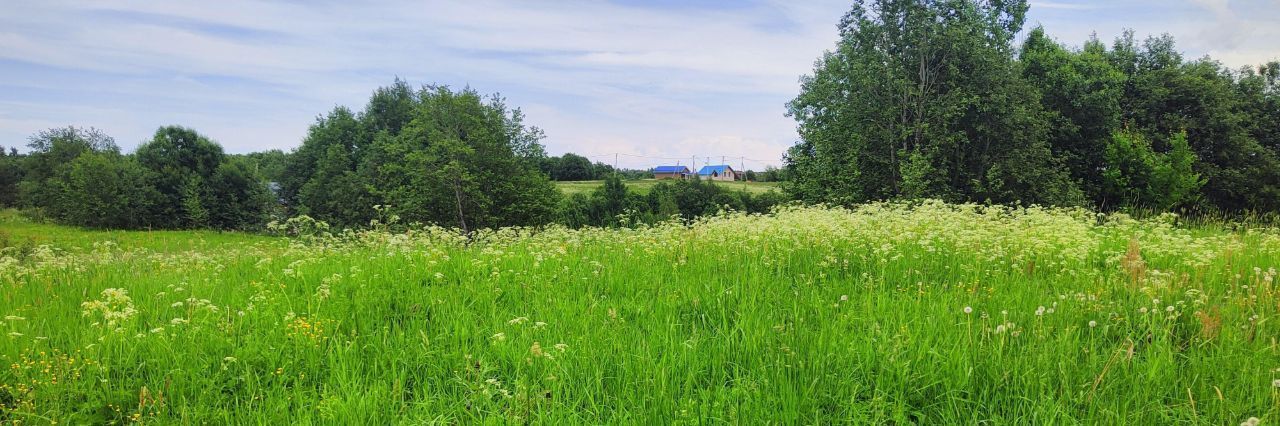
top-left (233, 150), bottom-right (289, 183)
top-left (537, 153), bottom-right (618, 181)
top-left (557, 174), bottom-right (787, 227)
top-left (786, 0), bottom-right (1280, 212)
top-left (0, 147), bottom-right (22, 207)
top-left (4, 126), bottom-right (271, 229)
top-left (283, 81), bottom-right (560, 232)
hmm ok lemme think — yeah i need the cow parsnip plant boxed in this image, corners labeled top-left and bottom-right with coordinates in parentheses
top-left (1, 201), bottom-right (1278, 424)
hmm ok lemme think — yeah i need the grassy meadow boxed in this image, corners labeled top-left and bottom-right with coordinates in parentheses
top-left (554, 179), bottom-right (780, 196)
top-left (2, 202), bottom-right (1280, 423)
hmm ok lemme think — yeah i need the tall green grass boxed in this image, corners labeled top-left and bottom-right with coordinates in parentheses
top-left (1, 201), bottom-right (1278, 423)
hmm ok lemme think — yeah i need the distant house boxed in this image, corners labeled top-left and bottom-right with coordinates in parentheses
top-left (653, 165), bottom-right (690, 179)
top-left (697, 165), bottom-right (738, 181)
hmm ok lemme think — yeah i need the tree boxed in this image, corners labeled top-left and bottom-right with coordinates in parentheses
top-left (554, 153), bottom-right (595, 181)
top-left (235, 150), bottom-right (290, 183)
top-left (1149, 131), bottom-right (1203, 210)
top-left (282, 106), bottom-right (365, 215)
top-left (785, 0), bottom-right (1082, 206)
top-left (20, 126), bottom-right (119, 211)
top-left (47, 152), bottom-right (158, 228)
top-left (208, 159), bottom-right (274, 229)
top-left (286, 82), bottom-right (560, 229)
top-left (0, 146), bottom-right (22, 207)
top-left (136, 126), bottom-right (270, 229)
top-left (1101, 128), bottom-right (1204, 210)
top-left (1110, 36), bottom-right (1280, 211)
top-left (297, 143), bottom-right (374, 227)
top-left (1020, 28), bottom-right (1124, 201)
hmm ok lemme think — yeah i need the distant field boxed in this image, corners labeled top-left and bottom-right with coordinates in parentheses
top-left (555, 179), bottom-right (781, 196)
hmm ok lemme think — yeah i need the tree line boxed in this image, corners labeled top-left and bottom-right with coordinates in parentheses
top-left (785, 0), bottom-right (1280, 212)
top-left (0, 81), bottom-right (784, 231)
top-left (2, 126), bottom-right (272, 229)
top-left (559, 174), bottom-right (787, 228)
top-left (6, 0), bottom-right (1275, 231)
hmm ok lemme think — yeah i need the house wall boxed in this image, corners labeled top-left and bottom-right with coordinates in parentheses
top-left (653, 172), bottom-right (684, 180)
top-left (707, 171), bottom-right (734, 181)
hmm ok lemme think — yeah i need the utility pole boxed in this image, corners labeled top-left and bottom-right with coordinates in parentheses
top-left (614, 153), bottom-right (618, 171)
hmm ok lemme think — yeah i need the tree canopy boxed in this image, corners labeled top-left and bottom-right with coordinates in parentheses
top-left (786, 0), bottom-right (1280, 212)
top-left (284, 81), bottom-right (560, 230)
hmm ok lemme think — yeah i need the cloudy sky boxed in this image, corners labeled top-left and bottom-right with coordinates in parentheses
top-left (1, 1), bottom-right (1277, 169)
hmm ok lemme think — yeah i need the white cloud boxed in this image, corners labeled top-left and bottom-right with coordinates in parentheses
top-left (0, 0), bottom-right (852, 167)
top-left (1, 0), bottom-right (1276, 168)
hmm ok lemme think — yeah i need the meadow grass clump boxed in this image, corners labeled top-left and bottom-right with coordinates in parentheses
top-left (2, 201), bottom-right (1280, 423)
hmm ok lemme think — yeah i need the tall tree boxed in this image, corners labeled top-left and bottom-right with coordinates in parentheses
top-left (282, 107), bottom-right (364, 211)
top-left (19, 127), bottom-right (118, 211)
top-left (50, 152), bottom-right (159, 228)
top-left (290, 81), bottom-right (560, 229)
top-left (1110, 37), bottom-right (1280, 211)
top-left (1020, 28), bottom-right (1124, 201)
top-left (786, 0), bottom-right (1082, 206)
top-left (0, 146), bottom-right (22, 207)
top-left (136, 126), bottom-right (270, 229)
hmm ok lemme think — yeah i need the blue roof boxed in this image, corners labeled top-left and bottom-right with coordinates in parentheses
top-left (653, 165), bottom-right (689, 173)
top-left (697, 165), bottom-right (733, 175)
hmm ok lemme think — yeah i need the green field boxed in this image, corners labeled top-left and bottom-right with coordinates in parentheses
top-left (2, 202), bottom-right (1280, 423)
top-left (555, 179), bottom-right (780, 196)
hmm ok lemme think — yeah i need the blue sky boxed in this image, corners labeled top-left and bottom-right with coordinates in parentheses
top-left (1, 1), bottom-right (1277, 169)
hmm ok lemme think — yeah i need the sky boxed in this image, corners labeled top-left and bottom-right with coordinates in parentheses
top-left (1, 1), bottom-right (1277, 170)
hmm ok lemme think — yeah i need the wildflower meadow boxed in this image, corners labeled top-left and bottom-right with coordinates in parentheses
top-left (2, 202), bottom-right (1279, 423)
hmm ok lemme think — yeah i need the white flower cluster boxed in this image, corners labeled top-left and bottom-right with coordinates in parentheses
top-left (81, 288), bottom-right (138, 328)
